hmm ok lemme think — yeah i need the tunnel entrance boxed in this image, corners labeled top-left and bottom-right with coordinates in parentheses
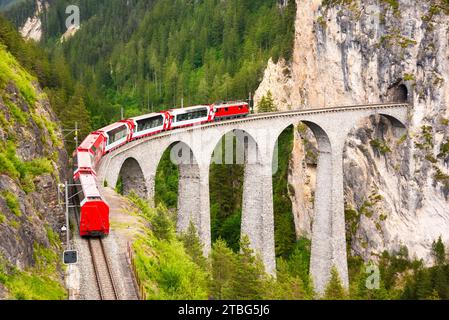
top-left (387, 83), bottom-right (408, 103)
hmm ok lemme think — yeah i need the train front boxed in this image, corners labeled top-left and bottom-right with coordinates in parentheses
top-left (77, 173), bottom-right (110, 237)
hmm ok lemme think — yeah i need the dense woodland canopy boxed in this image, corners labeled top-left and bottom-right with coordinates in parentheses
top-left (5, 0), bottom-right (296, 129)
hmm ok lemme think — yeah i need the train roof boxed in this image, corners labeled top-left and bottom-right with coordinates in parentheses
top-left (169, 105), bottom-right (210, 115)
top-left (77, 150), bottom-right (93, 168)
top-left (214, 101), bottom-right (248, 107)
top-left (79, 174), bottom-right (102, 199)
top-left (130, 112), bottom-right (165, 122)
top-left (78, 133), bottom-right (102, 150)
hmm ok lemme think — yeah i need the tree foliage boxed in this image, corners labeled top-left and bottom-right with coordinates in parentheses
top-left (257, 90), bottom-right (277, 113)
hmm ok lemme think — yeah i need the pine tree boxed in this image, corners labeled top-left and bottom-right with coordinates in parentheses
top-left (180, 222), bottom-right (207, 269)
top-left (432, 236), bottom-right (446, 265)
top-left (63, 85), bottom-right (92, 146)
top-left (257, 90), bottom-right (276, 113)
top-left (415, 269), bottom-right (433, 300)
top-left (323, 267), bottom-right (348, 300)
top-left (223, 236), bottom-right (266, 300)
top-left (210, 239), bottom-right (236, 299)
top-left (151, 204), bottom-right (175, 241)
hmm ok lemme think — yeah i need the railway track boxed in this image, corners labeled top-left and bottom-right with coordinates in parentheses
top-left (87, 238), bottom-right (119, 300)
top-left (71, 189), bottom-right (119, 300)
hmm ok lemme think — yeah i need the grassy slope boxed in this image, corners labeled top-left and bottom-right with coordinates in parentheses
top-left (0, 45), bottom-right (66, 300)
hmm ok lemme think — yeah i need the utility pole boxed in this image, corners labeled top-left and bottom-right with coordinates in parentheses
top-left (65, 181), bottom-right (70, 250)
top-left (74, 122), bottom-right (78, 149)
top-left (62, 123), bottom-right (80, 152)
top-left (121, 107), bottom-right (124, 120)
top-left (60, 181), bottom-right (79, 265)
top-left (181, 97), bottom-right (184, 109)
top-left (249, 91), bottom-right (253, 114)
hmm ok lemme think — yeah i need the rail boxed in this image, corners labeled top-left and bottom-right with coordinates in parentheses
top-left (88, 238), bottom-right (119, 300)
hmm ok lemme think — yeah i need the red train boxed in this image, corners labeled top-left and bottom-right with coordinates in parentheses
top-left (73, 101), bottom-right (250, 237)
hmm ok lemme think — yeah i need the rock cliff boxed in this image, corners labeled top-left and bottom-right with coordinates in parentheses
top-left (255, 0), bottom-right (449, 263)
top-left (19, 0), bottom-right (47, 42)
top-left (0, 46), bottom-right (67, 298)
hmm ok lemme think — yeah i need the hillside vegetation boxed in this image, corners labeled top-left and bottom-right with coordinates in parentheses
top-left (6, 0), bottom-right (296, 129)
top-left (0, 24), bottom-right (67, 299)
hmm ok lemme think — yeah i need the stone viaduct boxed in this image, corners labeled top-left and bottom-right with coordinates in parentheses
top-left (97, 103), bottom-right (409, 294)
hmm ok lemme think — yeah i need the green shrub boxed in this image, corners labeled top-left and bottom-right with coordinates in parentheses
top-left (0, 141), bottom-right (53, 192)
top-left (133, 233), bottom-right (209, 300)
top-left (0, 45), bottom-right (37, 106)
top-left (370, 139), bottom-right (392, 154)
top-left (45, 226), bottom-right (60, 248)
top-left (9, 219), bottom-right (20, 229)
top-left (0, 152), bottom-right (20, 178)
top-left (1, 190), bottom-right (22, 217)
top-left (3, 97), bottom-right (28, 124)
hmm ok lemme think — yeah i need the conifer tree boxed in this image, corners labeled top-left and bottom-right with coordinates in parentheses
top-left (415, 269), bottom-right (433, 300)
top-left (180, 222), bottom-right (207, 269)
top-left (432, 236), bottom-right (446, 265)
top-left (151, 204), bottom-right (175, 241)
top-left (257, 90), bottom-right (276, 113)
top-left (323, 267), bottom-right (347, 300)
top-left (223, 236), bottom-right (266, 300)
top-left (210, 239), bottom-right (236, 300)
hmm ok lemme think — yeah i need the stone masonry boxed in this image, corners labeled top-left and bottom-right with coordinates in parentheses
top-left (96, 104), bottom-right (409, 295)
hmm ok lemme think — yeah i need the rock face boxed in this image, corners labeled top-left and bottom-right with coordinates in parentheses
top-left (0, 53), bottom-right (67, 294)
top-left (60, 24), bottom-right (80, 43)
top-left (19, 0), bottom-right (47, 41)
top-left (256, 0), bottom-right (449, 263)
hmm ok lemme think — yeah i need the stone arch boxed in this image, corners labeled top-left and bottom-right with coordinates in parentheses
top-left (154, 140), bottom-right (204, 235)
top-left (208, 129), bottom-right (262, 252)
top-left (272, 119), bottom-right (334, 290)
top-left (208, 129), bottom-right (261, 167)
top-left (341, 111), bottom-right (408, 287)
top-left (269, 120), bottom-right (332, 259)
top-left (117, 157), bottom-right (147, 198)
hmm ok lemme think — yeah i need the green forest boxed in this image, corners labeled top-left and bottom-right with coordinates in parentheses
top-left (4, 0), bottom-right (296, 131)
top-left (130, 193), bottom-right (449, 300)
top-left (1, 0), bottom-right (449, 300)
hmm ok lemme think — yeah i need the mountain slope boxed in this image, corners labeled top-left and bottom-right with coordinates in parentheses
top-left (0, 26), bottom-right (67, 299)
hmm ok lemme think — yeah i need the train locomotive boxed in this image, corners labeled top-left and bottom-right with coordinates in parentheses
top-left (73, 101), bottom-right (249, 237)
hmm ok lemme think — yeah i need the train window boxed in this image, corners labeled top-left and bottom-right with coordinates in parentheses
top-left (225, 108), bottom-right (229, 112)
top-left (176, 108), bottom-right (208, 122)
top-left (108, 125), bottom-right (127, 145)
top-left (136, 115), bottom-right (164, 132)
top-left (91, 145), bottom-right (97, 154)
top-left (73, 155), bottom-right (79, 172)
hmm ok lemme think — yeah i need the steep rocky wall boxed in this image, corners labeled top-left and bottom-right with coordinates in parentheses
top-left (0, 47), bottom-right (67, 297)
top-left (19, 0), bottom-right (47, 41)
top-left (256, 0), bottom-right (449, 263)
